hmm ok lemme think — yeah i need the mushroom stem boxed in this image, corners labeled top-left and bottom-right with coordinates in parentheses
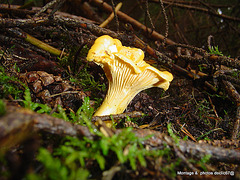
top-left (94, 85), bottom-right (139, 116)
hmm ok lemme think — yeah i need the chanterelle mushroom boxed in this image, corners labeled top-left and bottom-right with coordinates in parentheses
top-left (87, 35), bottom-right (173, 116)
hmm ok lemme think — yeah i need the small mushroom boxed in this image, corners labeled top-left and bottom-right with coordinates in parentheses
top-left (87, 35), bottom-right (173, 116)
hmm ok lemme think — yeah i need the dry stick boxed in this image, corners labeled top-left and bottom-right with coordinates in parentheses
top-left (0, 34), bottom-right (52, 57)
top-left (49, 0), bottom-right (67, 17)
top-left (159, 0), bottom-right (169, 46)
top-left (178, 54), bottom-right (240, 70)
top-left (208, 55), bottom-right (240, 70)
top-left (1, 105), bottom-right (240, 164)
top-left (222, 80), bottom-right (240, 139)
top-left (34, 0), bottom-right (63, 17)
top-left (172, 38), bottom-right (240, 70)
top-left (145, 0), bottom-right (155, 33)
top-left (50, 91), bottom-right (82, 98)
top-left (90, 0), bottom-right (175, 45)
top-left (172, 43), bottom-right (206, 56)
top-left (177, 120), bottom-right (197, 142)
top-left (167, 43), bottom-right (240, 70)
top-left (99, 2), bottom-right (122, 28)
top-left (92, 111), bottom-right (143, 122)
top-left (199, 139), bottom-right (240, 149)
top-left (110, 0), bottom-right (119, 32)
top-left (25, 33), bottom-right (65, 56)
top-left (0, 17), bottom-right (52, 28)
top-left (7, 28), bottom-right (65, 56)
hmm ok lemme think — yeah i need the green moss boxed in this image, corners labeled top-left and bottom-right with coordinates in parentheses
top-left (0, 99), bottom-right (6, 116)
top-left (208, 46), bottom-right (224, 56)
top-left (0, 66), bottom-right (24, 99)
top-left (24, 98), bottom-right (179, 179)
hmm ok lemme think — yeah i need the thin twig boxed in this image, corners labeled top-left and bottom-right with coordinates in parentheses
top-left (110, 0), bottom-right (119, 32)
top-left (99, 2), bottom-right (122, 28)
top-left (34, 0), bottom-right (63, 17)
top-left (92, 111), bottom-right (143, 122)
top-left (7, 28), bottom-right (65, 56)
top-left (159, 0), bottom-right (169, 46)
top-left (145, 0), bottom-right (155, 35)
top-left (48, 0), bottom-right (66, 17)
top-left (199, 139), bottom-right (240, 148)
top-left (49, 91), bottom-right (83, 98)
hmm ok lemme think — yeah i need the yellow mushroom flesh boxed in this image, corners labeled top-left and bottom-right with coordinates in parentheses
top-left (87, 35), bottom-right (173, 116)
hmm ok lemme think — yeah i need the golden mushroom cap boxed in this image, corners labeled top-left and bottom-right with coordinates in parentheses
top-left (87, 35), bottom-right (121, 65)
top-left (87, 35), bottom-right (173, 89)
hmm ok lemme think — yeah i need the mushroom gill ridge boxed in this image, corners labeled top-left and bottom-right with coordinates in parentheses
top-left (86, 35), bottom-right (173, 117)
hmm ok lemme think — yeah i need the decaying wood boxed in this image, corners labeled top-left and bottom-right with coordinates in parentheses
top-left (7, 27), bottom-right (64, 56)
top-left (199, 139), bottom-right (240, 149)
top-left (134, 129), bottom-right (240, 164)
top-left (0, 105), bottom-right (240, 164)
top-left (209, 55), bottom-right (240, 70)
top-left (92, 111), bottom-right (143, 123)
top-left (0, 106), bottom-right (92, 153)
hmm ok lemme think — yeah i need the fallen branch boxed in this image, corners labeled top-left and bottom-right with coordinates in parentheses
top-left (7, 28), bottom-right (65, 56)
top-left (0, 105), bottom-right (240, 164)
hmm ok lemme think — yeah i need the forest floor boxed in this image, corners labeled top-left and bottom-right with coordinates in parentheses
top-left (0, 1), bottom-right (240, 179)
